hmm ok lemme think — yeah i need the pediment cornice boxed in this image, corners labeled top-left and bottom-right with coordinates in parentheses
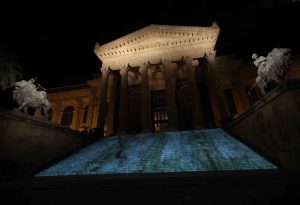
top-left (94, 22), bottom-right (220, 68)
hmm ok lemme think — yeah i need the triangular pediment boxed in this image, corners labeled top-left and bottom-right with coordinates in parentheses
top-left (94, 23), bottom-right (220, 68)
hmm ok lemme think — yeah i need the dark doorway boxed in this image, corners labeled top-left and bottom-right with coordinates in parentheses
top-left (151, 90), bottom-right (168, 132)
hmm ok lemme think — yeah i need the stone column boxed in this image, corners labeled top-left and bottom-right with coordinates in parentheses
top-left (206, 51), bottom-right (231, 126)
top-left (96, 67), bottom-right (110, 136)
top-left (163, 59), bottom-right (178, 131)
top-left (140, 62), bottom-right (151, 133)
top-left (87, 88), bottom-right (96, 129)
top-left (92, 90), bottom-right (101, 129)
top-left (118, 65), bottom-right (128, 135)
top-left (48, 103), bottom-right (56, 123)
top-left (106, 75), bottom-right (117, 136)
top-left (56, 103), bottom-right (63, 124)
top-left (75, 99), bottom-right (83, 130)
top-left (184, 56), bottom-right (204, 129)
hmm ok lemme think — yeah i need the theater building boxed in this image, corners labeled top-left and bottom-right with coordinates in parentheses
top-left (45, 23), bottom-right (300, 136)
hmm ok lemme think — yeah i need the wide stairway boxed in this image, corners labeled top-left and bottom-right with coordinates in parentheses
top-left (37, 128), bottom-right (276, 176)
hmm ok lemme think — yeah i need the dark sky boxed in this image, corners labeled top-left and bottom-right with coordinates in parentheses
top-left (1, 0), bottom-right (300, 88)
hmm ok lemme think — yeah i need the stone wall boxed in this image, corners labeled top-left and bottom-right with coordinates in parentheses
top-left (225, 79), bottom-right (300, 169)
top-left (0, 111), bottom-right (98, 180)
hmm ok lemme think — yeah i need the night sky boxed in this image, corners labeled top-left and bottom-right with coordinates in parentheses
top-left (1, 0), bottom-right (300, 88)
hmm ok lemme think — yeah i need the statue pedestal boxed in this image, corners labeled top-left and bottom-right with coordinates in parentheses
top-left (224, 79), bottom-right (300, 169)
top-left (0, 111), bottom-right (97, 180)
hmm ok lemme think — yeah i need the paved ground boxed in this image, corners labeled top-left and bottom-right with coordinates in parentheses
top-left (37, 128), bottom-right (276, 176)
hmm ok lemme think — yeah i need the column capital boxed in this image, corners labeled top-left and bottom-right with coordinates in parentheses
top-left (140, 61), bottom-right (150, 68)
top-left (183, 56), bottom-right (195, 73)
top-left (120, 64), bottom-right (129, 75)
top-left (162, 59), bottom-right (172, 66)
top-left (205, 50), bottom-right (217, 61)
top-left (182, 56), bottom-right (193, 64)
top-left (139, 62), bottom-right (150, 74)
top-left (100, 67), bottom-right (112, 76)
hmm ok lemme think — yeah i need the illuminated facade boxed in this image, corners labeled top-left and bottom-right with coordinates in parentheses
top-left (46, 23), bottom-right (300, 136)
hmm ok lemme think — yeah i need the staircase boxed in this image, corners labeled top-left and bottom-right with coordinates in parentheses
top-left (37, 128), bottom-right (276, 176)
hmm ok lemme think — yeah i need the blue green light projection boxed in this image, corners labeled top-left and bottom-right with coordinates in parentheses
top-left (36, 129), bottom-right (276, 176)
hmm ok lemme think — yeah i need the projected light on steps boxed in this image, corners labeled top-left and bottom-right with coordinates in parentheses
top-left (36, 129), bottom-right (276, 176)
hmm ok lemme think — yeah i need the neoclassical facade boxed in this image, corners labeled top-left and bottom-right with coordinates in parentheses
top-left (46, 23), bottom-right (300, 136)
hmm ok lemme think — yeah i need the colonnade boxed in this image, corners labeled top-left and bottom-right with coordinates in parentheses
top-left (96, 54), bottom-right (232, 136)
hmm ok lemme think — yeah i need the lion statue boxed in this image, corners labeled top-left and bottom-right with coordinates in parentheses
top-left (249, 48), bottom-right (292, 95)
top-left (13, 78), bottom-right (51, 120)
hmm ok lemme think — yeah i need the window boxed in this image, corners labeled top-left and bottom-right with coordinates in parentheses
top-left (151, 90), bottom-right (168, 132)
top-left (61, 106), bottom-right (74, 127)
top-left (82, 105), bottom-right (89, 124)
top-left (224, 89), bottom-right (237, 115)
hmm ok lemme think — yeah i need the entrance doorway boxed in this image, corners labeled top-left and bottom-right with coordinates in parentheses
top-left (151, 90), bottom-right (168, 132)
